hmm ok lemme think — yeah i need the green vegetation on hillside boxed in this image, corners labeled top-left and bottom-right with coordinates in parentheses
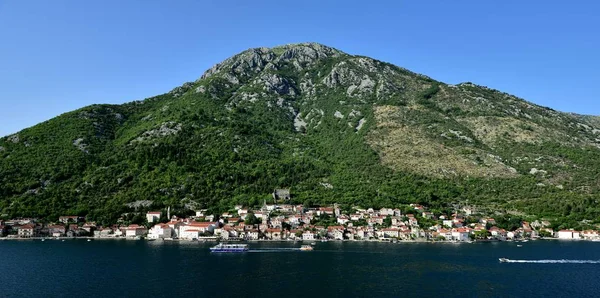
top-left (1, 42), bottom-right (600, 228)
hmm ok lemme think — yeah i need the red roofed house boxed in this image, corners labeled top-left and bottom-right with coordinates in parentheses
top-left (179, 222), bottom-right (217, 240)
top-left (327, 226), bottom-right (345, 240)
top-left (437, 229), bottom-right (452, 240)
top-left (452, 228), bottom-right (471, 242)
top-left (47, 225), bottom-right (66, 237)
top-left (337, 215), bottom-right (350, 225)
top-left (17, 224), bottom-right (36, 238)
top-left (489, 226), bottom-right (507, 241)
top-left (302, 230), bottom-right (315, 241)
top-left (125, 224), bottom-right (148, 238)
top-left (148, 224), bottom-right (173, 239)
top-left (381, 228), bottom-right (400, 238)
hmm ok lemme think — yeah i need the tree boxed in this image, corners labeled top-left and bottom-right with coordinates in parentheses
top-left (538, 230), bottom-right (552, 238)
top-left (245, 212), bottom-right (260, 225)
top-left (473, 229), bottom-right (490, 240)
top-left (383, 216), bottom-right (392, 227)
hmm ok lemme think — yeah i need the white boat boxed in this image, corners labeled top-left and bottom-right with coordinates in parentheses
top-left (210, 243), bottom-right (249, 253)
top-left (310, 242), bottom-right (316, 245)
top-left (499, 258), bottom-right (509, 263)
top-left (517, 244), bottom-right (523, 247)
top-left (87, 239), bottom-right (92, 242)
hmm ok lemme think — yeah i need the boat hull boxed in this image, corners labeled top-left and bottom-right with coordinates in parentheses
top-left (210, 248), bottom-right (248, 253)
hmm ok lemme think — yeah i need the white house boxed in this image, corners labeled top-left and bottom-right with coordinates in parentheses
top-left (506, 231), bottom-right (515, 240)
top-left (168, 221), bottom-right (183, 238)
top-left (17, 224), bottom-right (36, 238)
top-left (302, 231), bottom-right (315, 241)
top-left (327, 227), bottom-right (345, 240)
top-left (451, 228), bottom-right (470, 242)
top-left (245, 230), bottom-right (259, 240)
top-left (558, 230), bottom-right (576, 239)
top-left (179, 222), bottom-right (217, 239)
top-left (219, 227), bottom-right (230, 240)
top-left (442, 220), bottom-right (453, 228)
top-left (350, 214), bottom-right (362, 221)
top-left (179, 228), bottom-right (201, 240)
top-left (148, 224), bottom-right (173, 239)
top-left (489, 227), bottom-right (507, 241)
top-left (437, 229), bottom-right (452, 240)
top-left (146, 212), bottom-right (161, 223)
top-left (379, 208), bottom-right (394, 216)
top-left (125, 225), bottom-right (147, 238)
top-left (337, 215), bottom-right (350, 225)
top-left (381, 228), bottom-right (400, 238)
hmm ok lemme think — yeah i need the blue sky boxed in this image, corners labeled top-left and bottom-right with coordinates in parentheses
top-left (0, 0), bottom-right (599, 137)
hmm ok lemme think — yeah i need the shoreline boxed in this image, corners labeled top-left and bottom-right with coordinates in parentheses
top-left (1, 236), bottom-right (597, 243)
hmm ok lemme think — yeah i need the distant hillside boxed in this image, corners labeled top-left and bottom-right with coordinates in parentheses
top-left (2, 42), bottom-right (600, 227)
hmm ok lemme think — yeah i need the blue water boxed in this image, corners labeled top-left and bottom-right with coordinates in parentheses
top-left (2, 240), bottom-right (600, 297)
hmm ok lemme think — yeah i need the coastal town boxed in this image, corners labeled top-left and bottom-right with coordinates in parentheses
top-left (1, 199), bottom-right (597, 242)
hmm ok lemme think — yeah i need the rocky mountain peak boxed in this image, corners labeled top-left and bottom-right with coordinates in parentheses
top-left (199, 42), bottom-right (345, 81)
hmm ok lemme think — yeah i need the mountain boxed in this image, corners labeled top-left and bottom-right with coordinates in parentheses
top-left (2, 42), bottom-right (600, 227)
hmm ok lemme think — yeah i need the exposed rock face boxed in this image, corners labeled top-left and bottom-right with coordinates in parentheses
top-left (294, 113), bottom-right (307, 132)
top-left (169, 82), bottom-right (194, 98)
top-left (125, 200), bottom-right (153, 209)
top-left (73, 138), bottom-right (89, 153)
top-left (7, 134), bottom-right (19, 143)
top-left (277, 43), bottom-right (341, 66)
top-left (254, 73), bottom-right (295, 96)
top-left (200, 43), bottom-right (343, 82)
top-left (323, 62), bottom-right (358, 88)
top-left (356, 118), bottom-right (367, 131)
top-left (133, 122), bottom-right (182, 143)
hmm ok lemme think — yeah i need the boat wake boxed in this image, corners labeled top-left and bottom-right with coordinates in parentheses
top-left (248, 248), bottom-right (303, 253)
top-left (503, 259), bottom-right (600, 264)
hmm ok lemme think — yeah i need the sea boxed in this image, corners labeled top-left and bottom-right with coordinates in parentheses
top-left (2, 239), bottom-right (600, 297)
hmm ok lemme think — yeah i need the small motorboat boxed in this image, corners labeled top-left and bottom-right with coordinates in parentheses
top-left (87, 239), bottom-right (92, 242)
top-left (310, 242), bottom-right (316, 246)
top-left (517, 244), bottom-right (523, 247)
top-left (499, 258), bottom-right (509, 263)
top-left (300, 245), bottom-right (314, 251)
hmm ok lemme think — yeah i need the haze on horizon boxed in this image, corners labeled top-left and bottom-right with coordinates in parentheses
top-left (0, 0), bottom-right (598, 137)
